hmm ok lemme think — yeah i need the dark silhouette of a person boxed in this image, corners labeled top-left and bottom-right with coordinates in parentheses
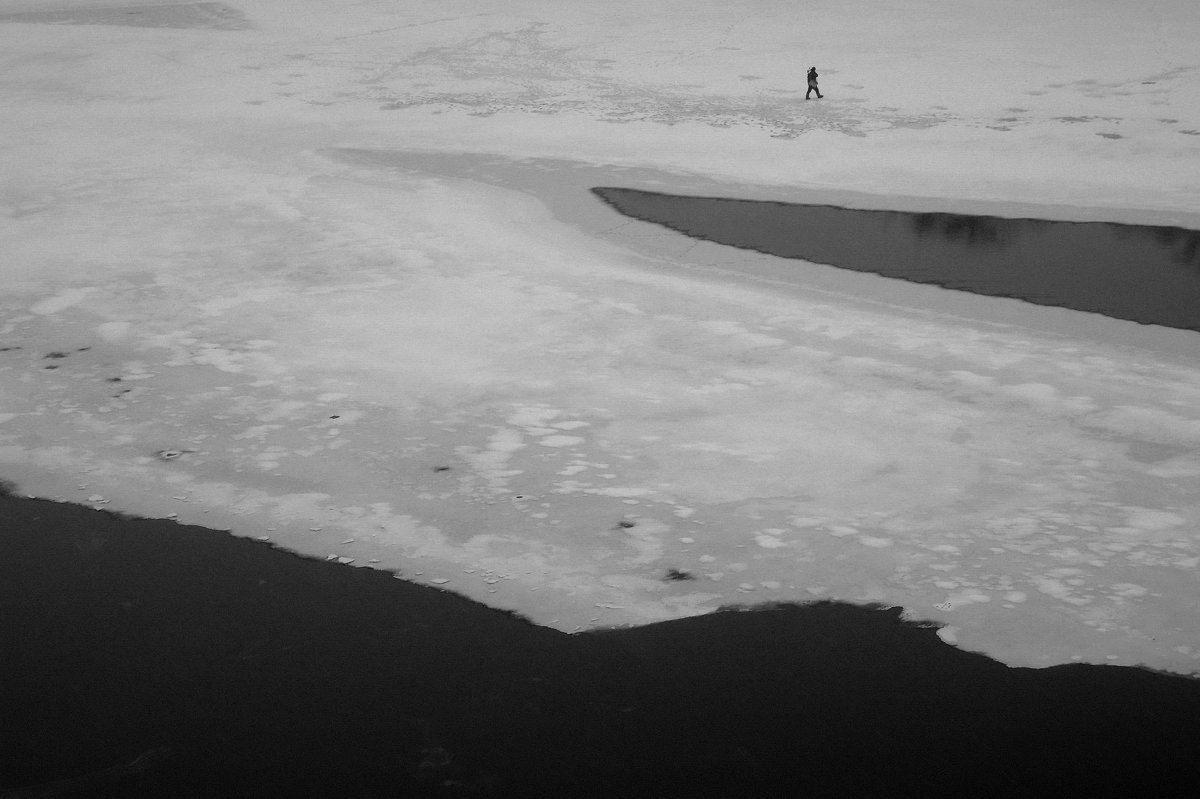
top-left (806, 67), bottom-right (823, 99)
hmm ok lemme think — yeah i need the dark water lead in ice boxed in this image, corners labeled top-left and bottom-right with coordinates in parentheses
top-left (592, 187), bottom-right (1200, 333)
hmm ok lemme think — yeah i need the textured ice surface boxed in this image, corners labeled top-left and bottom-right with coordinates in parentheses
top-left (0, 1), bottom-right (249, 30)
top-left (1, 0), bottom-right (1199, 673)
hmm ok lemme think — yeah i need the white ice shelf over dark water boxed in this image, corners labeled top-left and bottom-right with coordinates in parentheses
top-left (1, 0), bottom-right (1199, 674)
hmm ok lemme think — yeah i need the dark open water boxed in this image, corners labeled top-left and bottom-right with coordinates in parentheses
top-left (593, 187), bottom-right (1200, 332)
top-left (4, 486), bottom-right (1200, 797)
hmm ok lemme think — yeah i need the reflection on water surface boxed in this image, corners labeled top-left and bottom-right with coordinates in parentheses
top-left (593, 187), bottom-right (1200, 332)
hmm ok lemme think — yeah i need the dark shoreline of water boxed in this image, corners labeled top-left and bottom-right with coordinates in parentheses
top-left (4, 486), bottom-right (1200, 797)
top-left (592, 187), bottom-right (1200, 333)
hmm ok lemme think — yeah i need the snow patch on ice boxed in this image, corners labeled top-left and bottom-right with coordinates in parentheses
top-left (30, 288), bottom-right (94, 315)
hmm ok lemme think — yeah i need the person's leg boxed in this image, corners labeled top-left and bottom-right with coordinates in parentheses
top-left (806, 86), bottom-right (814, 99)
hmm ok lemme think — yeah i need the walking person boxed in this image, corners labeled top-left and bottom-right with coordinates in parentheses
top-left (806, 66), bottom-right (823, 99)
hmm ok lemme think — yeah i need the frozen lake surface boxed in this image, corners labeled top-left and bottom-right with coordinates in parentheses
top-left (2, 0), bottom-right (1199, 675)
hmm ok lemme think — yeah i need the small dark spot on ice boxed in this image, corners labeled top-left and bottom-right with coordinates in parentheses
top-left (105, 377), bottom-right (122, 382)
top-left (1097, 132), bottom-right (1124, 139)
top-left (433, 466), bottom-right (451, 472)
top-left (0, 346), bottom-right (20, 352)
top-left (44, 351), bottom-right (69, 359)
top-left (43, 365), bottom-right (58, 370)
top-left (329, 415), bottom-right (340, 419)
top-left (664, 568), bottom-right (695, 581)
top-left (617, 519), bottom-right (636, 529)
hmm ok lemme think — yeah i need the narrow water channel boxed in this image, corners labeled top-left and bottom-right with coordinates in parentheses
top-left (592, 187), bottom-right (1200, 333)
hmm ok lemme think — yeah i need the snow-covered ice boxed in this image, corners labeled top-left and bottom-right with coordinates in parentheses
top-left (1, 0), bottom-right (1199, 672)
